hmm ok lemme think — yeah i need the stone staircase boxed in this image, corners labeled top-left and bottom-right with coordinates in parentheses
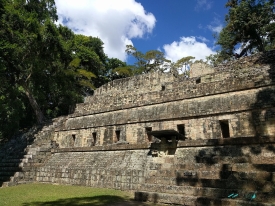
top-left (135, 146), bottom-right (275, 206)
top-left (0, 117), bottom-right (66, 187)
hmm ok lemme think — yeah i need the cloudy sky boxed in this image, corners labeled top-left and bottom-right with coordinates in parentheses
top-left (55, 0), bottom-right (229, 63)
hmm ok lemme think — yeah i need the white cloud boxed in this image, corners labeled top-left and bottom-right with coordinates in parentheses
top-left (163, 36), bottom-right (215, 62)
top-left (207, 25), bottom-right (223, 33)
top-left (195, 0), bottom-right (213, 11)
top-left (55, 0), bottom-right (156, 61)
top-left (207, 17), bottom-right (223, 33)
top-left (197, 36), bottom-right (209, 43)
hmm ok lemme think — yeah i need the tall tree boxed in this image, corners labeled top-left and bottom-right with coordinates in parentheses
top-left (217, 0), bottom-right (275, 59)
top-left (120, 45), bottom-right (194, 76)
top-left (171, 56), bottom-right (195, 76)
top-left (125, 45), bottom-right (171, 74)
top-left (64, 34), bottom-right (105, 96)
top-left (104, 58), bottom-right (128, 80)
top-left (0, 0), bottom-right (109, 131)
top-left (0, 0), bottom-right (59, 123)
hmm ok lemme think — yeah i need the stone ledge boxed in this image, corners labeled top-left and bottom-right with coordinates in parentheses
top-left (176, 136), bottom-right (275, 148)
top-left (51, 143), bottom-right (150, 153)
top-left (134, 191), bottom-right (274, 206)
top-left (52, 136), bottom-right (275, 153)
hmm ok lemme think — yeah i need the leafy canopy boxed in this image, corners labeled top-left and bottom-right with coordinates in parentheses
top-left (0, 0), bottom-right (115, 140)
top-left (217, 0), bottom-right (275, 60)
top-left (114, 45), bottom-right (194, 77)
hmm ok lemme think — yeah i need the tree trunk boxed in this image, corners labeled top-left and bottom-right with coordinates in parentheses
top-left (22, 83), bottom-right (46, 124)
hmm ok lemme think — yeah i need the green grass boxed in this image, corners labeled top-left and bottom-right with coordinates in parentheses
top-left (0, 183), bottom-right (135, 206)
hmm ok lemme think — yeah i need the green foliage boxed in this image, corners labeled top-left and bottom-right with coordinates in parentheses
top-left (171, 56), bottom-right (195, 76)
top-left (217, 0), bottom-right (275, 60)
top-left (112, 66), bottom-right (134, 77)
top-left (67, 34), bottom-right (105, 91)
top-left (125, 45), bottom-right (171, 74)
top-left (102, 57), bottom-right (128, 81)
top-left (123, 45), bottom-right (194, 77)
top-left (205, 52), bottom-right (226, 66)
top-left (0, 0), bottom-right (113, 140)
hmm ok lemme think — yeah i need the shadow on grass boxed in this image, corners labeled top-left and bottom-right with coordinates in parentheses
top-left (22, 195), bottom-right (148, 206)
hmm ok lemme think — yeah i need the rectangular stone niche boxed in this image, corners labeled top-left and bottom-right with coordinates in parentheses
top-left (71, 134), bottom-right (76, 147)
top-left (177, 124), bottom-right (185, 140)
top-left (220, 120), bottom-right (230, 138)
top-left (196, 77), bottom-right (201, 84)
top-left (115, 130), bottom-right (120, 142)
top-left (92, 132), bottom-right (97, 146)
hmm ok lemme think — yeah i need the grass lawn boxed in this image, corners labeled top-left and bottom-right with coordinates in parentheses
top-left (0, 183), bottom-right (160, 206)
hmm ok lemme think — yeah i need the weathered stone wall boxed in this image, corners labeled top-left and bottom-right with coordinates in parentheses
top-left (55, 85), bottom-right (275, 147)
top-left (53, 50), bottom-right (275, 149)
top-left (215, 49), bottom-right (275, 72)
top-left (73, 65), bottom-right (273, 117)
top-left (84, 72), bottom-right (175, 103)
top-left (35, 149), bottom-right (149, 190)
top-left (190, 62), bottom-right (214, 78)
top-left (55, 108), bottom-right (275, 148)
top-left (31, 137), bottom-right (275, 205)
top-left (2, 51), bottom-right (274, 205)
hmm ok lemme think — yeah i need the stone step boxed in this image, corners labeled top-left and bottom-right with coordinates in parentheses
top-left (19, 162), bottom-right (33, 167)
top-left (174, 154), bottom-right (275, 165)
top-left (145, 176), bottom-right (275, 191)
top-left (166, 163), bottom-right (275, 173)
top-left (17, 181), bottom-right (33, 185)
top-left (23, 154), bottom-right (33, 159)
top-left (25, 150), bottom-right (35, 155)
top-left (140, 183), bottom-right (275, 200)
top-left (148, 169), bottom-right (274, 182)
top-left (25, 146), bottom-right (40, 152)
top-left (134, 191), bottom-right (274, 206)
top-left (4, 174), bottom-right (24, 184)
top-left (1, 181), bottom-right (18, 187)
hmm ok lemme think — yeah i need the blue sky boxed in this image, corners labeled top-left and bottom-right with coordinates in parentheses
top-left (55, 0), bottom-right (229, 63)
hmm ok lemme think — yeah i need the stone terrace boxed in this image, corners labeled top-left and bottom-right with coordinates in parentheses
top-left (0, 50), bottom-right (275, 206)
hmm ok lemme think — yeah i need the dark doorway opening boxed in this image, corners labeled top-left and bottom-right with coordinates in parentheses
top-left (92, 132), bottom-right (97, 146)
top-left (196, 78), bottom-right (201, 84)
top-left (72, 134), bottom-right (76, 146)
top-left (177, 124), bottom-right (185, 140)
top-left (115, 130), bottom-right (120, 142)
top-left (220, 120), bottom-right (230, 138)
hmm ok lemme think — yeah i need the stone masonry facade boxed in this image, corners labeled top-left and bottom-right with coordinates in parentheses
top-left (1, 50), bottom-right (275, 205)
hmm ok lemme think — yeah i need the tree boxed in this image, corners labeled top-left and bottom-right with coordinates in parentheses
top-left (104, 58), bottom-right (128, 80)
top-left (125, 45), bottom-right (171, 74)
top-left (0, 0), bottom-right (110, 141)
top-left (122, 45), bottom-right (194, 77)
top-left (171, 56), bottom-right (195, 76)
top-left (0, 0), bottom-right (59, 123)
top-left (217, 0), bottom-right (275, 59)
top-left (65, 34), bottom-right (105, 95)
